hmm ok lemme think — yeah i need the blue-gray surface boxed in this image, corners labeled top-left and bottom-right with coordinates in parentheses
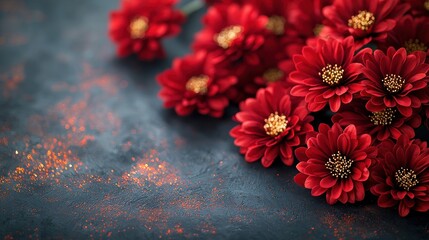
top-left (0, 0), bottom-right (428, 239)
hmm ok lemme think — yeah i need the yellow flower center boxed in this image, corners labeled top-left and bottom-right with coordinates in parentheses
top-left (395, 167), bottom-right (419, 191)
top-left (214, 25), bottom-right (242, 49)
top-left (185, 75), bottom-right (209, 95)
top-left (319, 64), bottom-right (344, 86)
top-left (264, 112), bottom-right (288, 136)
top-left (313, 24), bottom-right (323, 36)
top-left (404, 39), bottom-right (428, 53)
top-left (266, 15), bottom-right (286, 35)
top-left (263, 68), bottom-right (284, 83)
top-left (382, 74), bottom-right (405, 93)
top-left (348, 10), bottom-right (375, 31)
top-left (130, 17), bottom-right (149, 39)
top-left (369, 108), bottom-right (396, 126)
top-left (425, 0), bottom-right (429, 11)
top-left (325, 151), bottom-right (354, 179)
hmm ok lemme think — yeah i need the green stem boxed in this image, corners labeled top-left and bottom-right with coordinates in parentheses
top-left (181, 0), bottom-right (204, 16)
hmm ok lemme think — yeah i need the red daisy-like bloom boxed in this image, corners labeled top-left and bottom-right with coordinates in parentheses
top-left (360, 47), bottom-right (429, 117)
top-left (289, 37), bottom-right (363, 112)
top-left (230, 86), bottom-right (313, 167)
top-left (233, 57), bottom-right (288, 101)
top-left (402, 0), bottom-right (429, 17)
top-left (424, 104), bottom-right (429, 129)
top-left (381, 16), bottom-right (429, 59)
top-left (321, 0), bottom-right (410, 48)
top-left (204, 0), bottom-right (222, 5)
top-left (370, 136), bottom-right (429, 217)
top-left (230, 36), bottom-right (302, 101)
top-left (109, 0), bottom-right (185, 60)
top-left (204, 0), bottom-right (244, 5)
top-left (332, 101), bottom-right (421, 142)
top-left (251, 58), bottom-right (294, 92)
top-left (294, 123), bottom-right (377, 204)
top-left (157, 51), bottom-right (237, 117)
top-left (287, 0), bottom-right (333, 41)
top-left (192, 3), bottom-right (268, 67)
top-left (245, 0), bottom-right (297, 37)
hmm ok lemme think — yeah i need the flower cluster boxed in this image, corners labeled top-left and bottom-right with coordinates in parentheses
top-left (109, 0), bottom-right (429, 217)
top-left (109, 0), bottom-right (185, 60)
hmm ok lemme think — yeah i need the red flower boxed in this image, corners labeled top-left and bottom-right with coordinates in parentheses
top-left (289, 37), bottom-right (363, 112)
top-left (192, 3), bottom-right (268, 68)
top-left (332, 101), bottom-right (421, 142)
top-left (230, 86), bottom-right (313, 167)
top-left (109, 0), bottom-right (185, 60)
top-left (204, 0), bottom-right (223, 5)
top-left (402, 0), bottom-right (429, 17)
top-left (370, 136), bottom-right (429, 217)
top-left (424, 104), bottom-right (429, 129)
top-left (157, 51), bottom-right (237, 117)
top-left (294, 123), bottom-right (377, 204)
top-left (251, 59), bottom-right (293, 92)
top-left (360, 47), bottom-right (429, 117)
top-left (321, 0), bottom-right (410, 48)
top-left (234, 60), bottom-right (288, 102)
top-left (204, 0), bottom-right (244, 5)
top-left (245, 0), bottom-right (297, 37)
top-left (381, 16), bottom-right (429, 59)
top-left (230, 36), bottom-right (302, 101)
top-left (287, 0), bottom-right (333, 41)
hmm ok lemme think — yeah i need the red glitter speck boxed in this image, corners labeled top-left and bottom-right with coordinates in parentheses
top-left (120, 150), bottom-right (182, 188)
top-left (0, 65), bottom-right (24, 97)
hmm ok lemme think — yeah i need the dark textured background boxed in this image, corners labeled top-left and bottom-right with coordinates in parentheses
top-left (0, 0), bottom-right (428, 239)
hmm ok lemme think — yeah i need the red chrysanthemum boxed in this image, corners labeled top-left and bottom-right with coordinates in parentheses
top-left (370, 136), bottom-right (429, 217)
top-left (251, 58), bottom-right (294, 92)
top-left (204, 0), bottom-right (223, 5)
top-left (332, 101), bottom-right (421, 142)
top-left (287, 0), bottom-right (333, 41)
top-left (204, 0), bottom-right (244, 5)
top-left (233, 58), bottom-right (287, 101)
top-left (381, 16), bottom-right (429, 59)
top-left (360, 47), bottom-right (429, 117)
top-left (192, 3), bottom-right (268, 68)
top-left (402, 0), bottom-right (429, 17)
top-left (321, 0), bottom-right (410, 48)
top-left (157, 51), bottom-right (237, 117)
top-left (230, 86), bottom-right (313, 167)
top-left (109, 0), bottom-right (185, 60)
top-left (289, 37), bottom-right (363, 112)
top-left (245, 0), bottom-right (298, 37)
top-left (294, 123), bottom-right (377, 204)
top-left (424, 104), bottom-right (429, 129)
top-left (229, 36), bottom-right (302, 101)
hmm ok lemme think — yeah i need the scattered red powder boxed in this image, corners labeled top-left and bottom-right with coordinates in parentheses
top-left (0, 63), bottom-right (126, 191)
top-left (0, 65), bottom-right (24, 97)
top-left (0, 62), bottom-right (221, 238)
top-left (119, 149), bottom-right (182, 188)
top-left (198, 222), bottom-right (217, 235)
top-left (0, 0), bottom-right (43, 46)
top-left (0, 136), bottom-right (8, 145)
top-left (321, 213), bottom-right (379, 239)
top-left (121, 141), bottom-right (132, 152)
top-left (174, 137), bottom-right (186, 147)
